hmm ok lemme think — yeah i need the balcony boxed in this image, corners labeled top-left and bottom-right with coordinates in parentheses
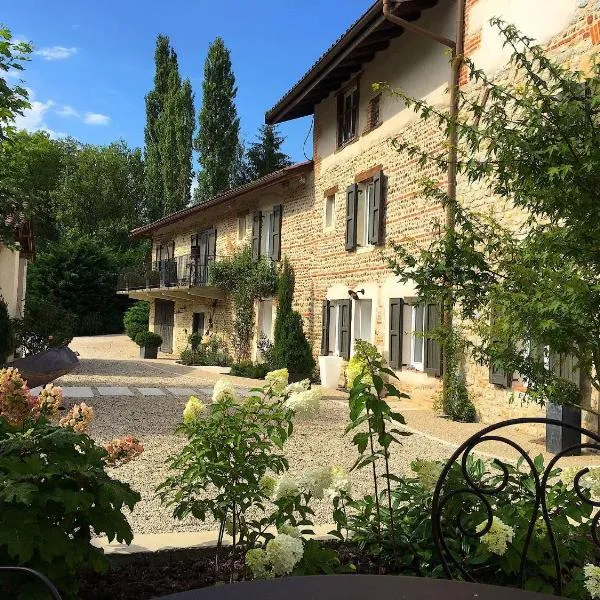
top-left (117, 255), bottom-right (224, 300)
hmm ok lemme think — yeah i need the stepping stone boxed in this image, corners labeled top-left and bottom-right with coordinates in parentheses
top-left (97, 386), bottom-right (134, 396)
top-left (63, 387), bottom-right (94, 398)
top-left (136, 387), bottom-right (166, 396)
top-left (166, 387), bottom-right (197, 396)
top-left (29, 386), bottom-right (42, 396)
top-left (195, 387), bottom-right (213, 396)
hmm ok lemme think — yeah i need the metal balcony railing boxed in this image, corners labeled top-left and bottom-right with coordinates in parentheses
top-left (116, 255), bottom-right (219, 292)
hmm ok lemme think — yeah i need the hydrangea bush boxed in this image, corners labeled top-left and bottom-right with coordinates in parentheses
top-left (0, 367), bottom-right (142, 599)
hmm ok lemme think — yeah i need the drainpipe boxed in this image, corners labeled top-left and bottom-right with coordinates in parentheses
top-left (382, 0), bottom-right (466, 396)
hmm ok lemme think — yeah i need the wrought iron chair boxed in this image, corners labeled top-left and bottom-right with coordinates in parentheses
top-left (431, 417), bottom-right (600, 596)
top-left (0, 566), bottom-right (63, 599)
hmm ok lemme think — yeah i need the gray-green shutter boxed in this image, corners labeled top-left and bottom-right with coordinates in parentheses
top-left (488, 312), bottom-right (513, 388)
top-left (345, 184), bottom-right (358, 251)
top-left (207, 228), bottom-right (217, 261)
top-left (251, 212), bottom-right (262, 260)
top-left (389, 298), bottom-right (403, 369)
top-left (424, 303), bottom-right (443, 377)
top-left (549, 351), bottom-right (580, 387)
top-left (338, 299), bottom-right (352, 360)
top-left (271, 204), bottom-right (282, 261)
top-left (368, 171), bottom-right (385, 246)
top-left (321, 300), bottom-right (330, 356)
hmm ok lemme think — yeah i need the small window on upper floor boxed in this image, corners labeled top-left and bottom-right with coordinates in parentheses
top-left (367, 94), bottom-right (381, 131)
top-left (324, 195), bottom-right (335, 229)
top-left (337, 84), bottom-right (359, 147)
top-left (237, 214), bottom-right (251, 241)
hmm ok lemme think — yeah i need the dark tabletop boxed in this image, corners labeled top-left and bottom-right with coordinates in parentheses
top-left (156, 574), bottom-right (558, 600)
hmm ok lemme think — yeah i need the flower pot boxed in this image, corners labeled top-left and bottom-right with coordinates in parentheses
top-left (319, 355), bottom-right (343, 390)
top-left (139, 345), bottom-right (158, 359)
top-left (546, 402), bottom-right (581, 455)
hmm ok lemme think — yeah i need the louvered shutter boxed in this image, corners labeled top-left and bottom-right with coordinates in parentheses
top-left (251, 212), bottom-right (262, 260)
top-left (550, 351), bottom-right (580, 387)
top-left (424, 303), bottom-right (443, 377)
top-left (271, 204), bottom-right (282, 261)
top-left (345, 184), bottom-right (358, 251)
top-left (337, 93), bottom-right (344, 147)
top-left (321, 300), bottom-right (330, 356)
top-left (368, 171), bottom-right (385, 245)
top-left (207, 228), bottom-right (217, 261)
top-left (338, 299), bottom-right (352, 360)
top-left (389, 298), bottom-right (403, 370)
top-left (488, 312), bottom-right (513, 388)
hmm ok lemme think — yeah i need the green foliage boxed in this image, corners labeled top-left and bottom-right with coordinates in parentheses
top-left (194, 37), bottom-right (241, 202)
top-left (134, 330), bottom-right (163, 348)
top-left (388, 21), bottom-right (600, 401)
top-left (271, 259), bottom-right (315, 378)
top-left (187, 331), bottom-right (203, 350)
top-left (26, 237), bottom-right (123, 337)
top-left (179, 335), bottom-right (232, 366)
top-left (210, 246), bottom-right (278, 360)
top-left (144, 35), bottom-right (195, 220)
top-left (345, 340), bottom-right (382, 389)
top-left (0, 414), bottom-right (139, 599)
top-left (246, 124), bottom-right (292, 180)
top-left (0, 297), bottom-right (14, 364)
top-left (230, 361), bottom-right (269, 380)
top-left (123, 301), bottom-right (149, 343)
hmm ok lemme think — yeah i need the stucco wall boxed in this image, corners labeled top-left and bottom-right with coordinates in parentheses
top-left (0, 245), bottom-right (25, 319)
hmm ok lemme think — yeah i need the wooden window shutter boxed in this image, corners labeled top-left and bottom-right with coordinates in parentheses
top-left (337, 93), bottom-right (344, 147)
top-left (488, 313), bottom-right (513, 388)
top-left (368, 171), bottom-right (385, 245)
top-left (424, 302), bottom-right (443, 377)
top-left (207, 228), bottom-right (217, 261)
top-left (321, 300), bottom-right (330, 356)
top-left (389, 298), bottom-right (403, 370)
top-left (251, 212), bottom-right (262, 260)
top-left (338, 299), bottom-right (352, 360)
top-left (550, 351), bottom-right (580, 387)
top-left (271, 204), bottom-right (282, 261)
top-left (351, 87), bottom-right (359, 137)
top-left (345, 184), bottom-right (358, 251)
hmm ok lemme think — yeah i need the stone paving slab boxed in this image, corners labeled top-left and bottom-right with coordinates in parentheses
top-left (62, 386), bottom-right (94, 398)
top-left (195, 387), bottom-right (214, 396)
top-left (136, 387), bottom-right (167, 396)
top-left (97, 386), bottom-right (134, 396)
top-left (166, 387), bottom-right (197, 396)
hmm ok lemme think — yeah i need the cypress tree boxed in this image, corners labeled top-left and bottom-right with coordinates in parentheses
top-left (194, 37), bottom-right (240, 203)
top-left (246, 124), bottom-right (292, 180)
top-left (144, 35), bottom-right (194, 221)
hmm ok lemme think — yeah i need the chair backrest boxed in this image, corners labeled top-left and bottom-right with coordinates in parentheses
top-left (0, 566), bottom-right (63, 599)
top-left (431, 417), bottom-right (600, 596)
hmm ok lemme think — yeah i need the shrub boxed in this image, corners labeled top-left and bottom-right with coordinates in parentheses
top-left (0, 367), bottom-right (142, 599)
top-left (123, 301), bottom-right (149, 342)
top-left (0, 297), bottom-right (14, 365)
top-left (134, 330), bottom-right (163, 348)
top-left (179, 334), bottom-right (232, 366)
top-left (345, 340), bottom-right (382, 389)
top-left (230, 361), bottom-right (269, 379)
top-left (188, 331), bottom-right (203, 351)
top-left (271, 259), bottom-right (315, 378)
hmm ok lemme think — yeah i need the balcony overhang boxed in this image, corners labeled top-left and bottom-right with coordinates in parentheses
top-left (118, 286), bottom-right (225, 302)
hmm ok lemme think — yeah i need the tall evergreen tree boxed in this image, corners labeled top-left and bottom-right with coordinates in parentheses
top-left (246, 124), bottom-right (292, 180)
top-left (194, 37), bottom-right (240, 203)
top-left (144, 35), bottom-right (194, 220)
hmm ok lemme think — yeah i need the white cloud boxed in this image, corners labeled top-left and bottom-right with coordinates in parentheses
top-left (35, 46), bottom-right (78, 61)
top-left (83, 112), bottom-right (110, 126)
top-left (55, 105), bottom-right (79, 118)
top-left (14, 97), bottom-right (54, 132)
top-left (4, 69), bottom-right (22, 81)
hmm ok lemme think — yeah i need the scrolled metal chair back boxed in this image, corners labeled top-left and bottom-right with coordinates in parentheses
top-left (0, 566), bottom-right (63, 599)
top-left (431, 417), bottom-right (600, 596)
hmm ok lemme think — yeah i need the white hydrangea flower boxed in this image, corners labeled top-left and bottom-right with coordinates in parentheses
top-left (477, 517), bottom-right (514, 556)
top-left (284, 388), bottom-right (321, 416)
top-left (182, 396), bottom-right (205, 424)
top-left (325, 465), bottom-right (351, 499)
top-left (259, 474), bottom-right (277, 498)
top-left (266, 533), bottom-right (304, 576)
top-left (300, 466), bottom-right (333, 500)
top-left (284, 379), bottom-right (311, 395)
top-left (561, 467), bottom-right (600, 498)
top-left (265, 369), bottom-right (289, 394)
top-left (246, 548), bottom-right (272, 579)
top-left (274, 474), bottom-right (300, 500)
top-left (584, 564), bottom-right (600, 599)
top-left (412, 459), bottom-right (444, 491)
top-left (212, 378), bottom-right (238, 403)
top-left (277, 524), bottom-right (301, 538)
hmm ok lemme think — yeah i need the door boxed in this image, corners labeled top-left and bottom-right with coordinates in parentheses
top-left (155, 299), bottom-right (175, 353)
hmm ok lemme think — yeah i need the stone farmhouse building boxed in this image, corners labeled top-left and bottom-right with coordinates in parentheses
top-left (120, 0), bottom-right (600, 426)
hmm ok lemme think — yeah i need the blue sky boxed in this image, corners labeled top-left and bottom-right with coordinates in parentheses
top-left (4, 0), bottom-right (373, 164)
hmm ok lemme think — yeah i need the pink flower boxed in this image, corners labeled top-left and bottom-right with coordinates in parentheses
top-left (103, 435), bottom-right (144, 467)
top-left (36, 384), bottom-right (63, 418)
top-left (59, 402), bottom-right (94, 433)
top-left (0, 367), bottom-right (34, 427)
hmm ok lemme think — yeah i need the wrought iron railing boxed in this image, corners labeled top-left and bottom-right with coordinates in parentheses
top-left (116, 254), bottom-right (219, 291)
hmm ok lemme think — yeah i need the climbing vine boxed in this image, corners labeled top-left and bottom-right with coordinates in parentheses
top-left (210, 246), bottom-right (278, 361)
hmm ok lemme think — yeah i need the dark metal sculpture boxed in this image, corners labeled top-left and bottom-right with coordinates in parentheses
top-left (431, 417), bottom-right (600, 596)
top-left (0, 566), bottom-right (63, 599)
top-left (8, 346), bottom-right (79, 388)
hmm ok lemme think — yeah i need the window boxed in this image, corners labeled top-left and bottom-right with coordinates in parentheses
top-left (354, 299), bottom-right (373, 343)
top-left (252, 206), bottom-right (282, 261)
top-left (258, 299), bottom-right (274, 341)
top-left (367, 94), bottom-right (381, 131)
top-left (260, 210), bottom-right (274, 258)
top-left (321, 299), bottom-right (352, 359)
top-left (324, 195), bottom-right (335, 229)
top-left (237, 215), bottom-right (250, 241)
top-left (337, 85), bottom-right (359, 147)
top-left (356, 181), bottom-right (375, 247)
top-left (410, 305), bottom-right (425, 370)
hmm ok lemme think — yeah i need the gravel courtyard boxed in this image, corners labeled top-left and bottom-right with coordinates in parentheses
top-left (55, 335), bottom-right (456, 536)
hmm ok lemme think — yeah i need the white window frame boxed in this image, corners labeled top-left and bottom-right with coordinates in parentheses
top-left (324, 195), bottom-right (335, 230)
top-left (260, 209), bottom-right (274, 259)
top-left (237, 215), bottom-right (248, 241)
top-left (258, 298), bottom-right (274, 342)
top-left (356, 181), bottom-right (375, 248)
top-left (410, 305), bottom-right (425, 371)
top-left (353, 298), bottom-right (373, 345)
top-left (328, 303), bottom-right (341, 356)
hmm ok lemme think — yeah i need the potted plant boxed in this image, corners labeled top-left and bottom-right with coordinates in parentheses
top-left (135, 330), bottom-right (163, 359)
